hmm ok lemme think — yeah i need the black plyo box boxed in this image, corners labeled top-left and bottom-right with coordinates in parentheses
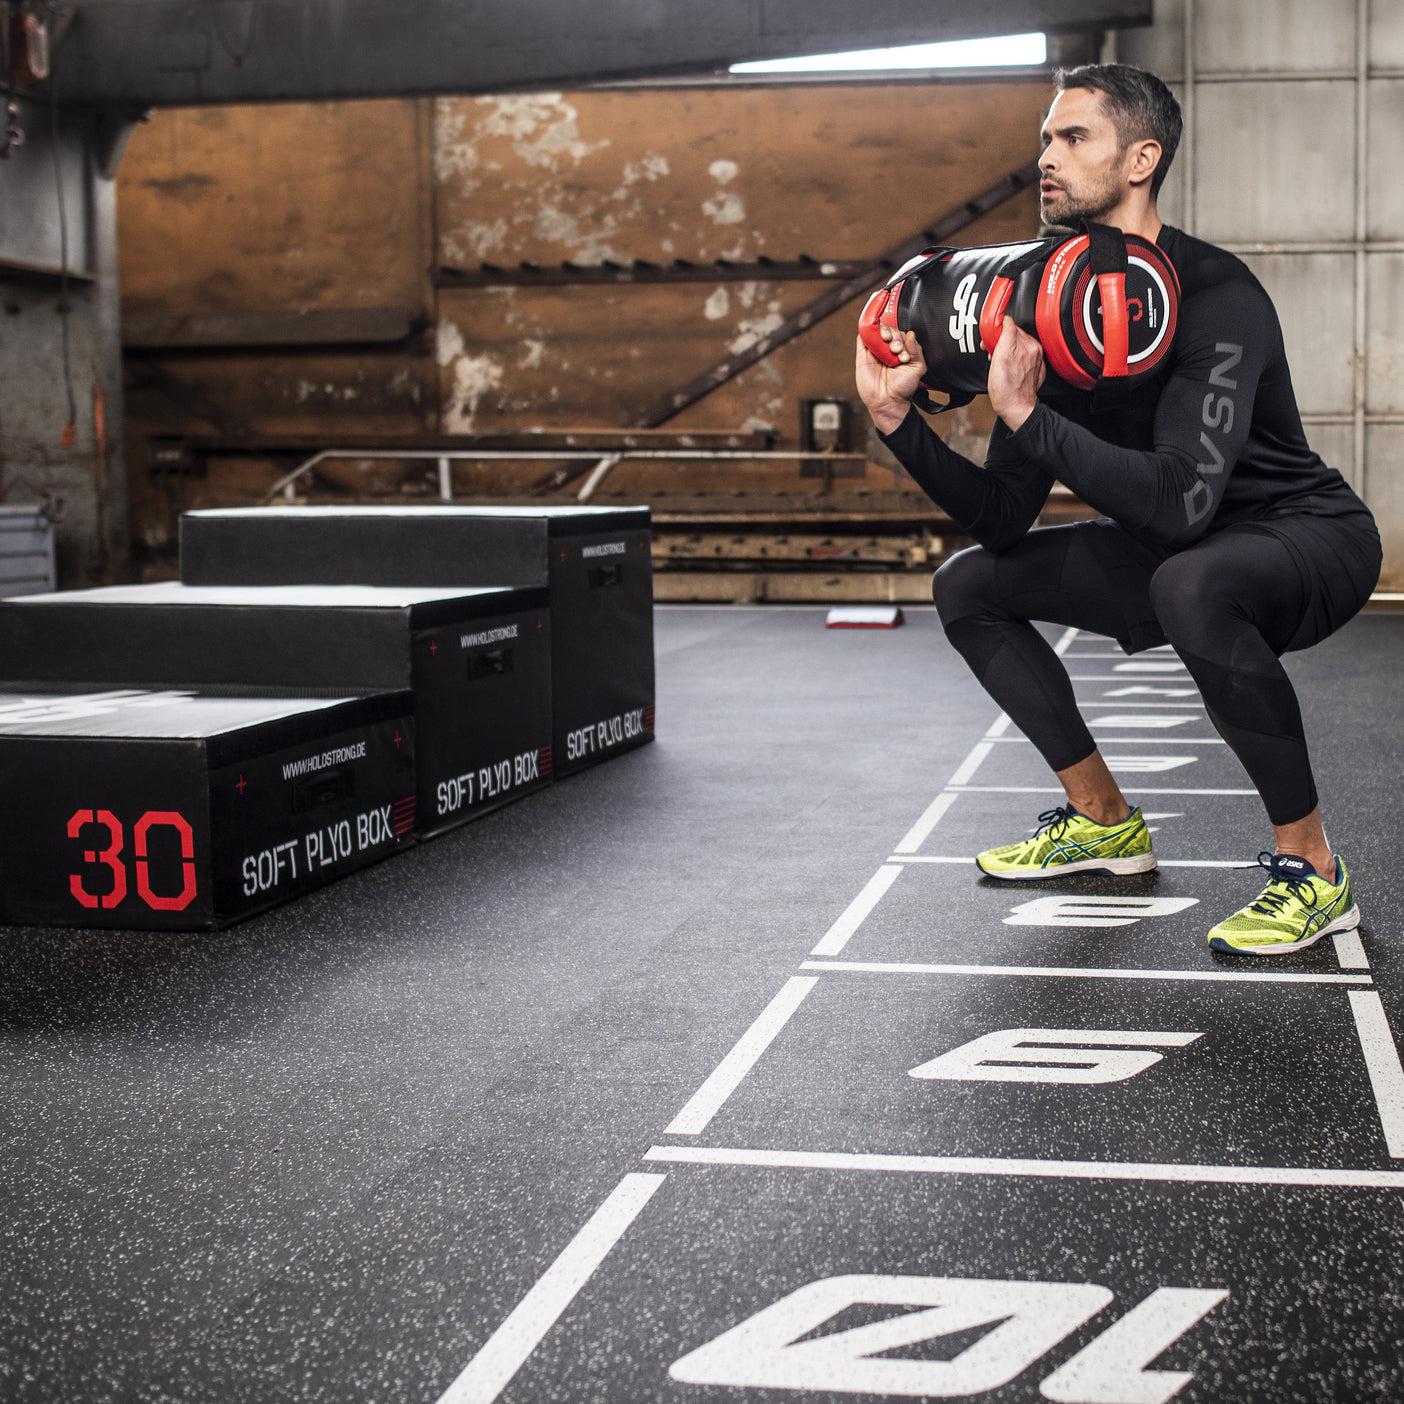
top-left (0, 582), bottom-right (553, 837)
top-left (179, 506), bottom-right (655, 776)
top-left (0, 687), bottom-right (416, 929)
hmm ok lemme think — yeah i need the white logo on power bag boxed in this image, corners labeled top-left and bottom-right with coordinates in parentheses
top-left (581, 541), bottom-right (627, 558)
top-left (460, 624), bottom-right (519, 649)
top-left (0, 689), bottom-right (194, 726)
top-left (281, 741), bottom-right (367, 780)
top-left (949, 272), bottom-right (979, 353)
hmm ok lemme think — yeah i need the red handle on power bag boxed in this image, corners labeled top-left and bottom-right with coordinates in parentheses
top-left (979, 276), bottom-right (1015, 354)
top-left (858, 286), bottom-right (904, 366)
top-left (1097, 271), bottom-right (1130, 377)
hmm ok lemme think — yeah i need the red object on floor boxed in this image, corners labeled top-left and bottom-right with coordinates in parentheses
top-left (825, 606), bottom-right (904, 629)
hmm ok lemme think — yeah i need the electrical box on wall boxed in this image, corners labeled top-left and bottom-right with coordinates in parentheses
top-left (148, 438), bottom-right (203, 477)
top-left (800, 398), bottom-right (864, 487)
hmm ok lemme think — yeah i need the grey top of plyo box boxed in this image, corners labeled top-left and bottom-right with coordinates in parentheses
top-left (184, 503), bottom-right (650, 543)
top-left (16, 582), bottom-right (513, 609)
top-left (0, 580), bottom-right (548, 689)
top-left (187, 506), bottom-right (643, 520)
top-left (0, 687), bottom-right (374, 739)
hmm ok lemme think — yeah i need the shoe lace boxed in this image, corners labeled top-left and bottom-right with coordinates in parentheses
top-left (1248, 850), bottom-right (1319, 918)
top-left (1032, 806), bottom-right (1078, 842)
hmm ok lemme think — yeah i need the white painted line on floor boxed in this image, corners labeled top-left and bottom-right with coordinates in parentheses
top-left (885, 854), bottom-right (976, 865)
top-left (892, 792), bottom-right (961, 856)
top-left (665, 978), bottom-right (818, 1135)
top-left (1348, 990), bottom-right (1404, 1158)
top-left (948, 741), bottom-right (994, 787)
top-left (1081, 701), bottom-right (1205, 709)
top-left (1090, 716), bottom-right (1210, 729)
top-left (1071, 676), bottom-right (1191, 682)
top-left (655, 603), bottom-right (854, 611)
top-left (984, 711), bottom-right (1015, 738)
top-left (811, 866), bottom-right (904, 956)
top-left (987, 735), bottom-right (1225, 744)
top-left (887, 856), bottom-right (1257, 868)
top-left (1333, 930), bottom-right (1370, 970)
top-left (800, 959), bottom-right (1371, 987)
top-left (643, 1144), bottom-right (1404, 1190)
top-left (436, 1172), bottom-right (666, 1404)
top-left (1053, 626), bottom-right (1080, 655)
top-left (947, 784), bottom-right (1257, 795)
top-left (1133, 858), bottom-right (1254, 867)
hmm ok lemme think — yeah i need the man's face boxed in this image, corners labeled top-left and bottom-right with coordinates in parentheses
top-left (1038, 86), bottom-right (1135, 226)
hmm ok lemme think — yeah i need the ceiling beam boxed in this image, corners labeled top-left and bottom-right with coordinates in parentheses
top-left (51, 0), bottom-right (1150, 108)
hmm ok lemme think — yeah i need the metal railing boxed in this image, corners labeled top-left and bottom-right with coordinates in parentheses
top-left (262, 447), bottom-right (872, 505)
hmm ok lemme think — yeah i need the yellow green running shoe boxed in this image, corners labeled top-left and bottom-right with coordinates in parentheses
top-left (975, 804), bottom-right (1157, 880)
top-left (1207, 851), bottom-right (1360, 956)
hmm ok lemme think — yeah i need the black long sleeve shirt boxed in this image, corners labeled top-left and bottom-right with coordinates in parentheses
top-left (877, 223), bottom-right (1373, 556)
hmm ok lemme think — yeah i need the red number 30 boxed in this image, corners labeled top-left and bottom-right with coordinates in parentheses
top-left (67, 809), bottom-right (198, 912)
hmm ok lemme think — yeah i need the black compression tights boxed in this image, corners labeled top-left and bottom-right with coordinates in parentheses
top-left (932, 520), bottom-right (1334, 827)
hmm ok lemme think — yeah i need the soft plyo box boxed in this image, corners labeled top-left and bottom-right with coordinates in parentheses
top-left (179, 506), bottom-right (655, 776)
top-left (0, 687), bottom-right (416, 929)
top-left (0, 582), bottom-right (552, 838)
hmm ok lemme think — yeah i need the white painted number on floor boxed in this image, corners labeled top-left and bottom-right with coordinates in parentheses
top-left (1089, 715), bottom-right (1202, 730)
top-left (670, 1274), bottom-right (1226, 1401)
top-left (1004, 896), bottom-right (1198, 928)
top-left (1102, 756), bottom-right (1197, 773)
top-left (909, 1029), bottom-right (1204, 1085)
top-left (1041, 1287), bottom-right (1230, 1404)
top-left (1101, 686), bottom-right (1199, 698)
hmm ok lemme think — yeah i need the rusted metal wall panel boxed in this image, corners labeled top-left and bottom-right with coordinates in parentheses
top-left (119, 99), bottom-right (437, 558)
top-left (429, 81), bottom-right (1046, 490)
top-left (118, 81), bottom-right (1052, 558)
top-left (119, 101), bottom-right (431, 319)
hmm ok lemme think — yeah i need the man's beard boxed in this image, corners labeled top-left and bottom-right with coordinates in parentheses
top-left (1039, 179), bottom-right (1120, 236)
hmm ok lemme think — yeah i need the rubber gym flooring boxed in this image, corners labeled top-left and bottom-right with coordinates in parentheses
top-left (3, 604), bottom-right (1402, 1402)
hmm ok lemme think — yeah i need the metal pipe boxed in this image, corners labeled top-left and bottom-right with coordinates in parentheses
top-left (262, 447), bottom-right (870, 503)
top-left (1183, 0), bottom-right (1196, 236)
top-left (1353, 0), bottom-right (1369, 502)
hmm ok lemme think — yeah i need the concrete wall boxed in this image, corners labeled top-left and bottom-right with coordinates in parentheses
top-left (1117, 0), bottom-right (1404, 587)
top-left (0, 96), bottom-right (129, 585)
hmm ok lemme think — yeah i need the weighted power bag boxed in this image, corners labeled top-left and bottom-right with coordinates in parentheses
top-left (859, 220), bottom-right (1180, 414)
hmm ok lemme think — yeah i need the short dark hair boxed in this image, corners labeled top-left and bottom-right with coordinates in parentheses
top-left (1052, 62), bottom-right (1182, 201)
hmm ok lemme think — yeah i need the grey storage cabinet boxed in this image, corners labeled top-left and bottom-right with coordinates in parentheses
top-left (0, 508), bottom-right (55, 597)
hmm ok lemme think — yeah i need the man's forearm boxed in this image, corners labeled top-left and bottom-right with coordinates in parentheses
top-left (877, 405), bottom-right (1054, 552)
top-left (1000, 401), bottom-right (1197, 541)
top-left (876, 406), bottom-right (996, 531)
